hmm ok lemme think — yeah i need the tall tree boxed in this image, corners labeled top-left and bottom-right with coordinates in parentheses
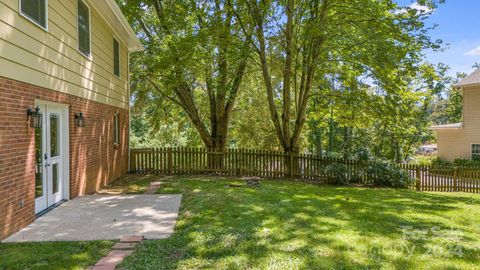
top-left (119, 0), bottom-right (251, 150)
top-left (236, 0), bottom-right (443, 152)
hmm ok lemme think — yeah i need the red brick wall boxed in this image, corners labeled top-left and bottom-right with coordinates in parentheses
top-left (0, 77), bottom-right (129, 240)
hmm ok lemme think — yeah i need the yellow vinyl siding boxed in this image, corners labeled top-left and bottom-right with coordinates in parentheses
top-left (437, 86), bottom-right (480, 162)
top-left (437, 130), bottom-right (469, 162)
top-left (0, 0), bottom-right (129, 109)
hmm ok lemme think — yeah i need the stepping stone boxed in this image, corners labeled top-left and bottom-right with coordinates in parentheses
top-left (95, 250), bottom-right (133, 266)
top-left (119, 235), bottom-right (144, 243)
top-left (90, 235), bottom-right (145, 270)
top-left (112, 242), bottom-right (137, 250)
top-left (145, 181), bottom-right (162, 194)
top-left (89, 266), bottom-right (116, 270)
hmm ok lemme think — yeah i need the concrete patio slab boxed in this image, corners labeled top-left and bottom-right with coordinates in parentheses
top-left (3, 195), bottom-right (182, 242)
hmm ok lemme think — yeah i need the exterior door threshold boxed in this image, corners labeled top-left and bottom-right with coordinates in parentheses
top-left (35, 200), bottom-right (67, 218)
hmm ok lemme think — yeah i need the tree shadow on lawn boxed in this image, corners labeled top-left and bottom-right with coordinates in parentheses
top-left (121, 178), bottom-right (480, 270)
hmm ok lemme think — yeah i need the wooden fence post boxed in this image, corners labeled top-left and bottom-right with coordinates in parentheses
top-left (289, 151), bottom-right (294, 178)
top-left (453, 166), bottom-right (458, 192)
top-left (415, 165), bottom-right (421, 191)
top-left (130, 150), bottom-right (136, 173)
top-left (168, 148), bottom-right (173, 175)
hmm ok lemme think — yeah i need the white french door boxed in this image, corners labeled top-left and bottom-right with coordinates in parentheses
top-left (34, 103), bottom-right (68, 214)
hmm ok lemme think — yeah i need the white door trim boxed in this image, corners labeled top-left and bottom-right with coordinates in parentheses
top-left (35, 100), bottom-right (70, 206)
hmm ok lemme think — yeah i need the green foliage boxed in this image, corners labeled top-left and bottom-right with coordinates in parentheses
top-left (239, 0), bottom-right (445, 153)
top-left (119, 0), bottom-right (448, 162)
top-left (119, 0), bottom-right (252, 149)
top-left (367, 163), bottom-right (414, 188)
top-left (431, 157), bottom-right (451, 166)
top-left (431, 72), bottom-right (466, 125)
top-left (307, 61), bottom-right (452, 162)
top-left (409, 154), bottom-right (439, 165)
top-left (454, 159), bottom-right (480, 167)
top-left (323, 163), bottom-right (350, 185)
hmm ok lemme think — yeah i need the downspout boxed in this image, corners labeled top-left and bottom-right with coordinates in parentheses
top-left (127, 51), bottom-right (131, 173)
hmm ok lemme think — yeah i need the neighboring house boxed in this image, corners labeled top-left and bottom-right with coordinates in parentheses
top-left (432, 69), bottom-right (480, 162)
top-left (0, 0), bottom-right (143, 240)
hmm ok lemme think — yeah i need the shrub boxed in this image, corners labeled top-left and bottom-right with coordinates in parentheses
top-left (412, 155), bottom-right (438, 166)
top-left (323, 163), bottom-right (350, 185)
top-left (453, 159), bottom-right (480, 167)
top-left (431, 157), bottom-right (451, 166)
top-left (356, 148), bottom-right (372, 162)
top-left (366, 163), bottom-right (414, 188)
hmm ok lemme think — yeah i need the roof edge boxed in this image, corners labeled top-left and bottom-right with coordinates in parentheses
top-left (453, 82), bottom-right (480, 89)
top-left (430, 122), bottom-right (463, 130)
top-left (454, 69), bottom-right (480, 88)
top-left (105, 0), bottom-right (144, 52)
top-left (87, 0), bottom-right (143, 52)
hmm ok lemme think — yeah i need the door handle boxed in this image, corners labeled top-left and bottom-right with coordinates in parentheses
top-left (44, 153), bottom-right (49, 167)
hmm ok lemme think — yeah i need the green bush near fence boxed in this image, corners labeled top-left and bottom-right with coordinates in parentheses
top-left (323, 163), bottom-right (350, 185)
top-left (454, 159), bottom-right (480, 166)
top-left (321, 162), bottom-right (413, 188)
top-left (367, 163), bottom-right (414, 188)
top-left (431, 158), bottom-right (480, 167)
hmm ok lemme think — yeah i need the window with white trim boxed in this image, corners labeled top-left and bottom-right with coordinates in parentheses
top-left (77, 0), bottom-right (90, 57)
top-left (113, 38), bottom-right (120, 77)
top-left (113, 113), bottom-right (119, 145)
top-left (472, 144), bottom-right (480, 160)
top-left (20, 0), bottom-right (47, 29)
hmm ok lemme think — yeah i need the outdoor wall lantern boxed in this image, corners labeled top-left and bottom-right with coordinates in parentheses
top-left (75, 112), bottom-right (85, 127)
top-left (26, 106), bottom-right (42, 128)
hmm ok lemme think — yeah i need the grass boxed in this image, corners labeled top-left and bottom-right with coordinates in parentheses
top-left (0, 241), bottom-right (114, 270)
top-left (2, 175), bottom-right (479, 269)
top-left (96, 174), bottom-right (155, 194)
top-left (118, 175), bottom-right (480, 270)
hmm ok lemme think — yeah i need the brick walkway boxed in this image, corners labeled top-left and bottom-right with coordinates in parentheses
top-left (90, 236), bottom-right (144, 270)
top-left (89, 179), bottom-right (174, 269)
top-left (90, 178), bottom-right (174, 270)
top-left (145, 176), bottom-right (172, 194)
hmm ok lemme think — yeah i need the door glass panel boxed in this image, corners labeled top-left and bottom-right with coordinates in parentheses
top-left (52, 163), bottom-right (59, 194)
top-left (35, 124), bottom-right (43, 198)
top-left (50, 114), bottom-right (59, 157)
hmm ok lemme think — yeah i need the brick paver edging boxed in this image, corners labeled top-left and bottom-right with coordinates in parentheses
top-left (89, 236), bottom-right (144, 270)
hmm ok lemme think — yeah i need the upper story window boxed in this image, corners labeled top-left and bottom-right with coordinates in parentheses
top-left (113, 113), bottom-right (120, 145)
top-left (20, 0), bottom-right (48, 30)
top-left (113, 38), bottom-right (120, 77)
top-left (472, 144), bottom-right (480, 161)
top-left (77, 0), bottom-right (91, 57)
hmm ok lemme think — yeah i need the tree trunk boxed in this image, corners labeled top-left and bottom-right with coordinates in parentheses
top-left (328, 103), bottom-right (334, 153)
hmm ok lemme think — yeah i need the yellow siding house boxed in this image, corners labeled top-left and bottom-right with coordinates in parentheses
top-left (0, 0), bottom-right (143, 240)
top-left (432, 69), bottom-right (480, 162)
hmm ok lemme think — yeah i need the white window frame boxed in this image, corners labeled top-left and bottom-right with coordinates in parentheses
top-left (471, 144), bottom-right (480, 161)
top-left (77, 0), bottom-right (92, 59)
top-left (113, 37), bottom-right (121, 78)
top-left (19, 0), bottom-right (49, 31)
top-left (114, 113), bottom-right (120, 145)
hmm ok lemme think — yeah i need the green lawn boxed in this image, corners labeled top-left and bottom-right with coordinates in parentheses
top-left (1, 176), bottom-right (479, 270)
top-left (0, 241), bottom-right (114, 270)
top-left (119, 176), bottom-right (480, 270)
